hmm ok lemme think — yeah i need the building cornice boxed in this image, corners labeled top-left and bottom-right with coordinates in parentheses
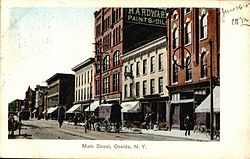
top-left (71, 58), bottom-right (94, 72)
top-left (122, 36), bottom-right (166, 63)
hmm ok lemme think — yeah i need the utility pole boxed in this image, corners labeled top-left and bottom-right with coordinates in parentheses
top-left (209, 39), bottom-right (214, 140)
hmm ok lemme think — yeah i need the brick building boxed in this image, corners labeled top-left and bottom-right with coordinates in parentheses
top-left (166, 8), bottom-right (220, 130)
top-left (34, 85), bottom-right (48, 119)
top-left (24, 86), bottom-right (36, 118)
top-left (45, 73), bottom-right (75, 119)
top-left (94, 8), bottom-right (166, 106)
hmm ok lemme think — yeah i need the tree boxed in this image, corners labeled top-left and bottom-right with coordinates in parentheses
top-left (8, 100), bottom-right (16, 112)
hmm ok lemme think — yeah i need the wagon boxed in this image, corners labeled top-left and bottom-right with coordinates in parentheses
top-left (96, 103), bottom-right (122, 132)
top-left (8, 113), bottom-right (21, 136)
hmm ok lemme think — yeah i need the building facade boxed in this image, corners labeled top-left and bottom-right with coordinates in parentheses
top-left (94, 8), bottom-right (167, 106)
top-left (69, 58), bottom-right (95, 118)
top-left (24, 86), bottom-right (36, 118)
top-left (34, 85), bottom-right (48, 119)
top-left (122, 36), bottom-right (169, 125)
top-left (166, 8), bottom-right (220, 130)
top-left (45, 73), bottom-right (75, 119)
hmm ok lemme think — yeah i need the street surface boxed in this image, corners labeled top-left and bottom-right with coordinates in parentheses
top-left (9, 119), bottom-right (186, 141)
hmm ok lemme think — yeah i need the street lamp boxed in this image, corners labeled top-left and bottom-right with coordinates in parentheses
top-left (209, 39), bottom-right (214, 140)
top-left (93, 42), bottom-right (109, 106)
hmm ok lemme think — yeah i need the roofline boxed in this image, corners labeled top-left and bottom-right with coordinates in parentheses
top-left (71, 57), bottom-right (95, 72)
top-left (46, 73), bottom-right (75, 83)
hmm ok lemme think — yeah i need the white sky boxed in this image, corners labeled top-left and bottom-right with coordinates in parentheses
top-left (3, 7), bottom-right (97, 102)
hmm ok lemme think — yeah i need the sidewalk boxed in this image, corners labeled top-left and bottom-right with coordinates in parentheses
top-left (46, 119), bottom-right (215, 141)
top-left (127, 128), bottom-right (212, 141)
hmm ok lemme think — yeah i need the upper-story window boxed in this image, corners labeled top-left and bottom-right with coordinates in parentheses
top-left (82, 74), bottom-right (84, 85)
top-left (173, 63), bottom-right (178, 83)
top-left (124, 65), bottom-right (128, 79)
top-left (90, 69), bottom-right (93, 82)
top-left (96, 24), bottom-right (101, 37)
top-left (186, 56), bottom-right (192, 81)
top-left (136, 61), bottom-right (140, 76)
top-left (150, 79), bottom-right (155, 94)
top-left (150, 56), bottom-right (155, 73)
top-left (143, 59), bottom-right (147, 75)
top-left (173, 28), bottom-right (179, 49)
top-left (130, 63), bottom-right (134, 77)
top-left (143, 80), bottom-right (147, 96)
top-left (185, 8), bottom-right (191, 14)
top-left (136, 82), bottom-right (140, 97)
top-left (78, 75), bottom-right (81, 86)
top-left (185, 22), bottom-right (191, 45)
top-left (200, 13), bottom-right (207, 39)
top-left (113, 73), bottom-right (119, 92)
top-left (84, 72), bottom-right (86, 84)
top-left (87, 71), bottom-right (90, 84)
top-left (158, 53), bottom-right (163, 70)
top-left (103, 76), bottom-right (110, 94)
top-left (103, 55), bottom-right (110, 71)
top-left (173, 10), bottom-right (178, 21)
top-left (158, 77), bottom-right (163, 94)
top-left (95, 79), bottom-right (99, 95)
top-left (124, 84), bottom-right (127, 98)
top-left (130, 83), bottom-right (133, 97)
top-left (113, 50), bottom-right (120, 67)
top-left (201, 52), bottom-right (207, 78)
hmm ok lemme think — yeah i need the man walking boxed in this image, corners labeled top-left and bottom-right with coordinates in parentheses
top-left (184, 115), bottom-right (191, 136)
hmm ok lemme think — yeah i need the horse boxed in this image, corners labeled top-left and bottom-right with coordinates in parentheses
top-left (87, 115), bottom-right (104, 131)
top-left (8, 114), bottom-right (18, 136)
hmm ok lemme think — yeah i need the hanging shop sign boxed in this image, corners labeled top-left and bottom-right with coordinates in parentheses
top-left (124, 8), bottom-right (167, 27)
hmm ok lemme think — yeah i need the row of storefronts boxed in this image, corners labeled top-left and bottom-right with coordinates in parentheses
top-left (9, 7), bottom-right (220, 131)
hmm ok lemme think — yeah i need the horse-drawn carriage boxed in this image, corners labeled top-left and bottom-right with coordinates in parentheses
top-left (88, 103), bottom-right (122, 132)
top-left (8, 112), bottom-right (21, 136)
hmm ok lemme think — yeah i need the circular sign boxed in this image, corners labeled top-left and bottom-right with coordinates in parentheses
top-left (172, 46), bottom-right (191, 68)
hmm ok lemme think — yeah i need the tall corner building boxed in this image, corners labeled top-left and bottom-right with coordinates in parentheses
top-left (166, 8), bottom-right (220, 130)
top-left (94, 8), bottom-right (167, 105)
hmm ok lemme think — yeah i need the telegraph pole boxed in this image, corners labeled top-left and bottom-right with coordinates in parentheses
top-left (209, 39), bottom-right (214, 140)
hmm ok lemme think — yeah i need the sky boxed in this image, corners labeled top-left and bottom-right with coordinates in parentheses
top-left (3, 7), bottom-right (98, 102)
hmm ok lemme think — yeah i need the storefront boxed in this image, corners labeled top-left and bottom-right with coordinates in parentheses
top-left (140, 95), bottom-right (169, 126)
top-left (195, 86), bottom-right (220, 130)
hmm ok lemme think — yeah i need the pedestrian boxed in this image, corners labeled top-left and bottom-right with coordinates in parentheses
top-left (184, 115), bottom-right (191, 136)
top-left (58, 115), bottom-right (64, 128)
top-left (73, 114), bottom-right (78, 126)
top-left (145, 113), bottom-right (150, 130)
top-left (83, 120), bottom-right (87, 133)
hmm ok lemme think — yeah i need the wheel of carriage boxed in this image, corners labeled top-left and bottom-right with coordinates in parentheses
top-left (115, 123), bottom-right (121, 133)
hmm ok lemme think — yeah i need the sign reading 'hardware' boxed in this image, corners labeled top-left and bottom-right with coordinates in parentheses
top-left (125, 8), bottom-right (167, 27)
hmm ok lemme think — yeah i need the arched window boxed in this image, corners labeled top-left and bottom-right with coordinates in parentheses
top-left (185, 22), bottom-right (191, 44)
top-left (186, 56), bottom-right (192, 81)
top-left (113, 50), bottom-right (120, 67)
top-left (200, 14), bottom-right (207, 39)
top-left (173, 28), bottom-right (178, 49)
top-left (103, 55), bottom-right (110, 71)
top-left (201, 52), bottom-right (207, 78)
top-left (185, 8), bottom-right (191, 14)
